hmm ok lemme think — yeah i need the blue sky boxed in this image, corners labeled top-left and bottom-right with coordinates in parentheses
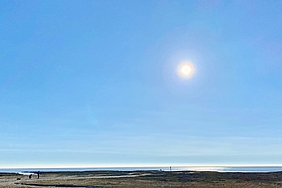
top-left (1, 0), bottom-right (282, 167)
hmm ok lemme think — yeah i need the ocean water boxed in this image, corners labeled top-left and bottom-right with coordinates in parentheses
top-left (1, 166), bottom-right (282, 173)
top-left (176, 166), bottom-right (282, 172)
top-left (219, 166), bottom-right (282, 172)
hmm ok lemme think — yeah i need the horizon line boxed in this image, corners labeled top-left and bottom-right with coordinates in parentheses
top-left (1, 163), bottom-right (282, 169)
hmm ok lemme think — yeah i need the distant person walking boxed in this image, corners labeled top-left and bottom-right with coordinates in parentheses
top-left (37, 171), bottom-right (40, 179)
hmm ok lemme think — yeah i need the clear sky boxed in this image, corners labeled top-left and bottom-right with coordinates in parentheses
top-left (1, 0), bottom-right (282, 168)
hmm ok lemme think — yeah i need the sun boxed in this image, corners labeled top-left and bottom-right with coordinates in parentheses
top-left (178, 62), bottom-right (195, 78)
top-left (181, 65), bottom-right (191, 75)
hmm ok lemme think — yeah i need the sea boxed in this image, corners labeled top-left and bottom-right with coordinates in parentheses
top-left (1, 166), bottom-right (282, 174)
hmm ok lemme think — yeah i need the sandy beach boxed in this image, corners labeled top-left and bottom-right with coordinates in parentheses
top-left (1, 170), bottom-right (282, 188)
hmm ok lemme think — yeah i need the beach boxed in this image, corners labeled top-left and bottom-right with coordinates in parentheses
top-left (1, 170), bottom-right (282, 187)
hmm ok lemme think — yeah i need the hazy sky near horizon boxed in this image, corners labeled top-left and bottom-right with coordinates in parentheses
top-left (1, 0), bottom-right (282, 167)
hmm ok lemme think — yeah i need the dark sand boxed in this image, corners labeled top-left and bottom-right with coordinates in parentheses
top-left (1, 170), bottom-right (282, 187)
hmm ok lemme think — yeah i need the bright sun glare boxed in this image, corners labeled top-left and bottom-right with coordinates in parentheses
top-left (178, 62), bottom-right (195, 79)
top-left (181, 65), bottom-right (191, 75)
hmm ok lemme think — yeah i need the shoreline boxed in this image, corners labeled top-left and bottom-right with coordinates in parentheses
top-left (2, 165), bottom-right (282, 174)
